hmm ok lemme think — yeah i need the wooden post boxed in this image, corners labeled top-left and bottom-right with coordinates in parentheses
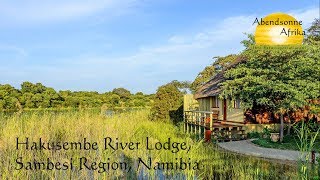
top-left (191, 112), bottom-right (194, 133)
top-left (223, 99), bottom-right (227, 121)
top-left (195, 112), bottom-right (198, 135)
top-left (209, 113), bottom-right (213, 131)
top-left (183, 111), bottom-right (186, 133)
top-left (196, 111), bottom-right (198, 125)
top-left (202, 112), bottom-right (205, 139)
top-left (192, 112), bottom-right (197, 133)
top-left (195, 112), bottom-right (198, 134)
top-left (187, 123), bottom-right (189, 134)
top-left (203, 125), bottom-right (206, 139)
top-left (192, 111), bottom-right (194, 124)
top-left (228, 127), bottom-right (232, 141)
top-left (198, 112), bottom-right (201, 138)
top-left (186, 112), bottom-right (189, 134)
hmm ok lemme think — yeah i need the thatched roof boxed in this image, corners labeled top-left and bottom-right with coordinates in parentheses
top-left (194, 56), bottom-right (246, 99)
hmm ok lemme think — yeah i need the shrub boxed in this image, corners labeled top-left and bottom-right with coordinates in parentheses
top-left (247, 131), bottom-right (260, 139)
top-left (150, 82), bottom-right (183, 121)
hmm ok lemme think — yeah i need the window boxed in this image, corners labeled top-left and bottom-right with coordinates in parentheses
top-left (212, 96), bottom-right (219, 108)
top-left (234, 99), bottom-right (241, 109)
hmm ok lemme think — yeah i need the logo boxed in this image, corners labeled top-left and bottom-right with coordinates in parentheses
top-left (253, 13), bottom-right (305, 45)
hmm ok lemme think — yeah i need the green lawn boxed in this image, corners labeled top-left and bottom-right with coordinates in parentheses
top-left (252, 135), bottom-right (320, 153)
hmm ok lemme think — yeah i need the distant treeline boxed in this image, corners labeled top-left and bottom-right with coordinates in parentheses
top-left (0, 82), bottom-right (154, 111)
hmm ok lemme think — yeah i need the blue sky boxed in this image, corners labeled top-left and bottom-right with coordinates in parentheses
top-left (0, 0), bottom-right (319, 93)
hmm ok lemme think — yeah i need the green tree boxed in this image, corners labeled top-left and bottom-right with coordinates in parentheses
top-left (0, 84), bottom-right (21, 111)
top-left (240, 33), bottom-right (255, 49)
top-left (150, 81), bottom-right (183, 121)
top-left (32, 93), bottom-right (43, 108)
top-left (112, 88), bottom-right (131, 100)
top-left (135, 92), bottom-right (144, 96)
top-left (222, 44), bottom-right (320, 142)
top-left (305, 18), bottom-right (320, 44)
top-left (107, 94), bottom-right (121, 107)
top-left (0, 81), bottom-right (152, 111)
top-left (131, 93), bottom-right (147, 107)
top-left (191, 54), bottom-right (239, 92)
top-left (40, 88), bottom-right (61, 108)
top-left (21, 82), bottom-right (46, 94)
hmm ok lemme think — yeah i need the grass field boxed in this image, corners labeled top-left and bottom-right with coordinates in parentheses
top-left (0, 110), bottom-right (311, 179)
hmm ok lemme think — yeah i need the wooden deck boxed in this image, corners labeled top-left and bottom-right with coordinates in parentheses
top-left (184, 110), bottom-right (246, 141)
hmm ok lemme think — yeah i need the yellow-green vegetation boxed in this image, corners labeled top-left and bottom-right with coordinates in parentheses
top-left (0, 110), bottom-right (301, 179)
top-left (150, 80), bottom-right (189, 122)
top-left (0, 82), bottom-right (154, 112)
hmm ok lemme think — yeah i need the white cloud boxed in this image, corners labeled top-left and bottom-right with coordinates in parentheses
top-left (289, 7), bottom-right (319, 28)
top-left (1, 6), bottom-right (318, 93)
top-left (19, 13), bottom-right (255, 92)
top-left (59, 6), bottom-right (318, 92)
top-left (0, 0), bottom-right (139, 25)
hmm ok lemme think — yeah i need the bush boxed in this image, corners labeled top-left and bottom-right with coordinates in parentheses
top-left (247, 131), bottom-right (260, 139)
top-left (150, 82), bottom-right (183, 121)
top-left (262, 127), bottom-right (271, 139)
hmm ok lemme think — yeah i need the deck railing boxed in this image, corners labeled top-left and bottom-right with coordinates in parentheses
top-left (184, 110), bottom-right (246, 140)
top-left (184, 110), bottom-right (219, 130)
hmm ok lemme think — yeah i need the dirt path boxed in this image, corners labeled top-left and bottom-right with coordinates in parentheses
top-left (218, 139), bottom-right (319, 162)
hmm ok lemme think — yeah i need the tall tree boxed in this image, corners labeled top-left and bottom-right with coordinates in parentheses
top-left (191, 54), bottom-right (239, 92)
top-left (150, 81), bottom-right (184, 121)
top-left (305, 18), bottom-right (320, 44)
top-left (222, 44), bottom-right (320, 142)
top-left (240, 33), bottom-right (255, 49)
top-left (0, 84), bottom-right (21, 111)
top-left (112, 88), bottom-right (131, 100)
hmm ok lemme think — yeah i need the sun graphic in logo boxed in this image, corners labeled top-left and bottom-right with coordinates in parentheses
top-left (254, 13), bottom-right (304, 45)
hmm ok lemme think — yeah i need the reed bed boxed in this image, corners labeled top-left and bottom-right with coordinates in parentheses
top-left (0, 110), bottom-right (304, 179)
